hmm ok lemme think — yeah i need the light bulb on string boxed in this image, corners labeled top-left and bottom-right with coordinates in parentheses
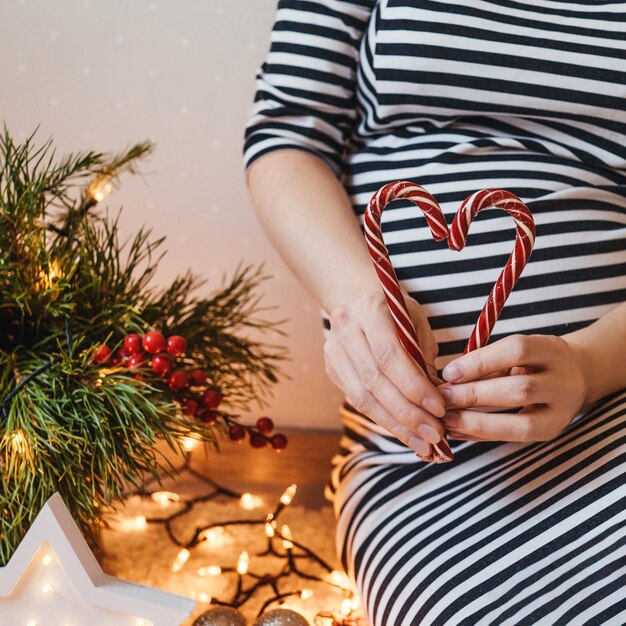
top-left (240, 492), bottom-right (263, 510)
top-left (88, 176), bottom-right (112, 203)
top-left (236, 551), bottom-right (249, 576)
top-left (8, 430), bottom-right (29, 456)
top-left (196, 565), bottom-right (221, 577)
top-left (36, 259), bottom-right (63, 292)
top-left (120, 516), bottom-right (147, 532)
top-left (182, 436), bottom-right (198, 452)
top-left (41, 554), bottom-right (53, 566)
top-left (341, 598), bottom-right (353, 616)
top-left (281, 524), bottom-right (293, 550)
top-left (151, 491), bottom-right (180, 507)
top-left (171, 549), bottom-right (190, 573)
top-left (329, 570), bottom-right (352, 589)
top-left (280, 484), bottom-right (297, 505)
top-left (200, 526), bottom-right (228, 548)
top-left (300, 589), bottom-right (314, 600)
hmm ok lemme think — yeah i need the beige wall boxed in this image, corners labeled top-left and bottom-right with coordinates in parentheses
top-left (1, 0), bottom-right (344, 429)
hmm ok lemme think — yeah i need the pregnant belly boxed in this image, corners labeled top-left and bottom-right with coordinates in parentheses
top-left (343, 139), bottom-right (626, 363)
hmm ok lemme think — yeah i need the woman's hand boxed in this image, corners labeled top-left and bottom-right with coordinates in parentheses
top-left (324, 291), bottom-right (447, 456)
top-left (439, 334), bottom-right (590, 442)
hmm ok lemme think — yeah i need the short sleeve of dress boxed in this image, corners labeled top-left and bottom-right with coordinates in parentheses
top-left (243, 0), bottom-right (376, 178)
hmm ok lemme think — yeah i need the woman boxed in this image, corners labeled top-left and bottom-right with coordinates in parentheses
top-left (244, 1), bottom-right (626, 624)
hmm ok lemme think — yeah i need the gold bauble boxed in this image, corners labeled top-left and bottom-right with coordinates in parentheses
top-left (253, 608), bottom-right (310, 626)
top-left (193, 606), bottom-right (248, 626)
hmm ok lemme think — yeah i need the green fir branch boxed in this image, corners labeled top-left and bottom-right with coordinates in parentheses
top-left (0, 127), bottom-right (286, 566)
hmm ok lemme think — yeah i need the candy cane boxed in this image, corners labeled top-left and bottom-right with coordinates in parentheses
top-left (364, 181), bottom-right (448, 373)
top-left (364, 183), bottom-right (535, 464)
top-left (449, 189), bottom-right (536, 353)
top-left (364, 181), bottom-right (453, 463)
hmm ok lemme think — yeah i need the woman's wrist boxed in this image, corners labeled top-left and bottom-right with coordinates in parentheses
top-left (564, 303), bottom-right (626, 405)
top-left (321, 276), bottom-right (381, 315)
top-left (563, 334), bottom-right (600, 407)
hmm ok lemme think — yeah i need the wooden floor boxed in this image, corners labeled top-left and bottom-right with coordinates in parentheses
top-left (162, 428), bottom-right (343, 509)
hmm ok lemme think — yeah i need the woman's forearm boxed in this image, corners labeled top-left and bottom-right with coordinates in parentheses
top-left (245, 149), bottom-right (381, 313)
top-left (565, 302), bottom-right (626, 404)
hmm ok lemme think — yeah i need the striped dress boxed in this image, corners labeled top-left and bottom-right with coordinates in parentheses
top-left (243, 1), bottom-right (626, 624)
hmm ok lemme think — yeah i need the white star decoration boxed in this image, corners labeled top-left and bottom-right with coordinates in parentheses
top-left (0, 493), bottom-right (195, 626)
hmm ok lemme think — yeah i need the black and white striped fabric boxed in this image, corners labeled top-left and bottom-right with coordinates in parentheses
top-left (244, 1), bottom-right (626, 624)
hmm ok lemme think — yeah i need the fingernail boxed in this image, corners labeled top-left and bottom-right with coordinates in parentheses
top-left (407, 436), bottom-right (431, 456)
top-left (443, 363), bottom-right (462, 382)
top-left (418, 423), bottom-right (442, 444)
top-left (448, 431), bottom-right (465, 440)
top-left (435, 438), bottom-right (454, 461)
top-left (423, 397), bottom-right (446, 418)
top-left (443, 411), bottom-right (460, 429)
top-left (440, 388), bottom-right (454, 407)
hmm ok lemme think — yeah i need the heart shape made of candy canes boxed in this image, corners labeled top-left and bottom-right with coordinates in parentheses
top-left (364, 181), bottom-right (536, 463)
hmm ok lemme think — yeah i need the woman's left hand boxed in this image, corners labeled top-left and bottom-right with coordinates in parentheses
top-left (439, 334), bottom-right (590, 442)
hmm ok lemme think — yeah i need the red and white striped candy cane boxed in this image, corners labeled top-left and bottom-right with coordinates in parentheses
top-left (364, 181), bottom-right (448, 374)
top-left (449, 189), bottom-right (536, 353)
top-left (364, 183), bottom-right (535, 463)
top-left (364, 181), bottom-right (453, 463)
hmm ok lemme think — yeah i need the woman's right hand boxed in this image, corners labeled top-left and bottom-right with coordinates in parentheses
top-left (324, 290), bottom-right (447, 456)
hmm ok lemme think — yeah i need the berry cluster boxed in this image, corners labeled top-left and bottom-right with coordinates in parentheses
top-left (228, 416), bottom-right (288, 451)
top-left (94, 330), bottom-right (189, 385)
top-left (93, 330), bottom-right (288, 451)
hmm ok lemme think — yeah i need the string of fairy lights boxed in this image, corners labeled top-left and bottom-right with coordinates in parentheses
top-left (117, 438), bottom-right (364, 625)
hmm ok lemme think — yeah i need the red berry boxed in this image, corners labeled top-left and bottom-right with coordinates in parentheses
top-left (93, 344), bottom-right (112, 364)
top-left (270, 434), bottom-right (288, 451)
top-left (142, 330), bottom-right (167, 355)
top-left (189, 370), bottom-right (207, 387)
top-left (167, 335), bottom-right (187, 356)
top-left (256, 417), bottom-right (274, 434)
top-left (123, 333), bottom-right (143, 355)
top-left (168, 370), bottom-right (189, 391)
top-left (127, 352), bottom-right (146, 370)
top-left (250, 432), bottom-right (267, 448)
top-left (151, 353), bottom-right (173, 376)
top-left (202, 388), bottom-right (223, 409)
top-left (112, 348), bottom-right (131, 366)
top-left (229, 424), bottom-right (246, 442)
top-left (197, 408), bottom-right (219, 425)
top-left (110, 352), bottom-right (124, 367)
top-left (182, 398), bottom-right (200, 417)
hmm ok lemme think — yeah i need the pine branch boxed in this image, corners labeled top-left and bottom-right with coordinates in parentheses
top-left (0, 127), bottom-right (287, 566)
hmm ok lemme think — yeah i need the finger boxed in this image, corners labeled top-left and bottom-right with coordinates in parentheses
top-left (442, 334), bottom-right (554, 383)
top-left (439, 374), bottom-right (546, 409)
top-left (340, 327), bottom-right (448, 440)
top-left (442, 408), bottom-right (538, 442)
top-left (357, 304), bottom-right (446, 417)
top-left (447, 431), bottom-right (485, 442)
top-left (324, 336), bottom-right (434, 457)
top-left (479, 369), bottom-right (511, 380)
